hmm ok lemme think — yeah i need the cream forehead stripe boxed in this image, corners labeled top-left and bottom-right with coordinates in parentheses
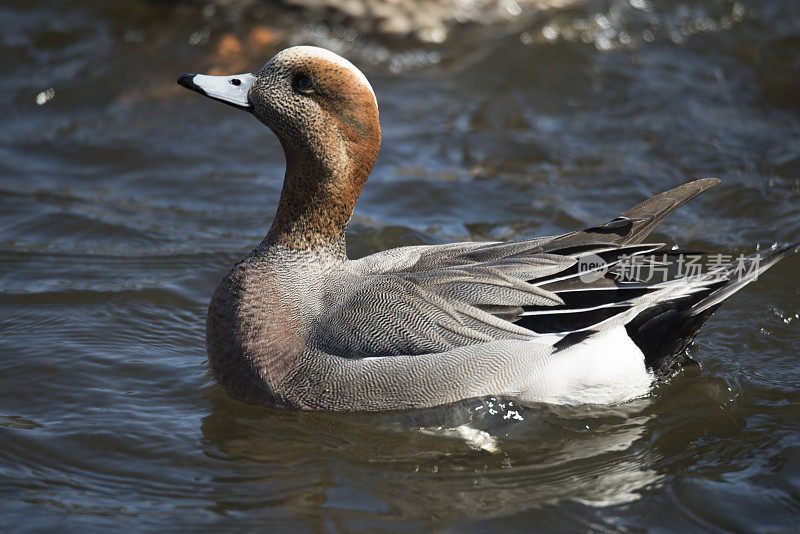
top-left (280, 46), bottom-right (377, 108)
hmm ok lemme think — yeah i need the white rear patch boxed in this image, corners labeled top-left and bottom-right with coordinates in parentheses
top-left (519, 327), bottom-right (653, 405)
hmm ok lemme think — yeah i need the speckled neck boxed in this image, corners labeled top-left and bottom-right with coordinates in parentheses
top-left (263, 107), bottom-right (380, 258)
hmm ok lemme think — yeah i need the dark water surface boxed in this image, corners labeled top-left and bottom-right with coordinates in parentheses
top-left (1, 0), bottom-right (799, 530)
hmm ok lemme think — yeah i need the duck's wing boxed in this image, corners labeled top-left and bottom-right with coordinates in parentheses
top-left (319, 242), bottom-right (663, 359)
top-left (314, 269), bottom-right (543, 359)
top-left (328, 179), bottom-right (716, 351)
top-left (319, 179), bottom-right (725, 360)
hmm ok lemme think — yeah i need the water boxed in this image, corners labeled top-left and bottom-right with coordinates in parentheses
top-left (1, 0), bottom-right (799, 530)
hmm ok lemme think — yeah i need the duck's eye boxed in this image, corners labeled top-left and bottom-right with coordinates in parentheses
top-left (292, 74), bottom-right (314, 94)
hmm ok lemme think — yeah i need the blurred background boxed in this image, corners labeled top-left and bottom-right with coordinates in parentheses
top-left (1, 0), bottom-right (799, 531)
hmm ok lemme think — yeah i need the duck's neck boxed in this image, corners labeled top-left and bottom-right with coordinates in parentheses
top-left (263, 140), bottom-right (374, 259)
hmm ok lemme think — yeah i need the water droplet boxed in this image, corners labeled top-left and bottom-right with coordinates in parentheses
top-left (35, 87), bottom-right (55, 106)
top-left (520, 31), bottom-right (534, 45)
top-left (189, 27), bottom-right (211, 46)
top-left (541, 25), bottom-right (558, 41)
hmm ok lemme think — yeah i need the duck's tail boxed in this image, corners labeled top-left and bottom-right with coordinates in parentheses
top-left (624, 244), bottom-right (796, 376)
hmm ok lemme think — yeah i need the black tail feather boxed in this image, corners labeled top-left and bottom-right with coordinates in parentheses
top-left (625, 297), bottom-right (721, 377)
top-left (626, 244), bottom-right (796, 377)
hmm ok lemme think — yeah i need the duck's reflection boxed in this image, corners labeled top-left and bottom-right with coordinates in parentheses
top-left (199, 389), bottom-right (667, 520)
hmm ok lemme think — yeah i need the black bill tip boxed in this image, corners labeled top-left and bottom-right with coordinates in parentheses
top-left (176, 71), bottom-right (254, 111)
top-left (177, 73), bottom-right (204, 94)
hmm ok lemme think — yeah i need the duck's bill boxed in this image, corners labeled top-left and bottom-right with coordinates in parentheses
top-left (177, 72), bottom-right (256, 111)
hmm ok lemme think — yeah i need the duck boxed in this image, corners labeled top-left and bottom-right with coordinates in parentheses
top-left (177, 46), bottom-right (793, 411)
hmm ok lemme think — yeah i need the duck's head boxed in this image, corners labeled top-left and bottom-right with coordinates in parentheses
top-left (178, 46), bottom-right (381, 252)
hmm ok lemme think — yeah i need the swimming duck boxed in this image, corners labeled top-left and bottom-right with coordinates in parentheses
top-left (177, 46), bottom-right (793, 411)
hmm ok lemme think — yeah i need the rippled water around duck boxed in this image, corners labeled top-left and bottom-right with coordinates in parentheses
top-left (1, 0), bottom-right (799, 530)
